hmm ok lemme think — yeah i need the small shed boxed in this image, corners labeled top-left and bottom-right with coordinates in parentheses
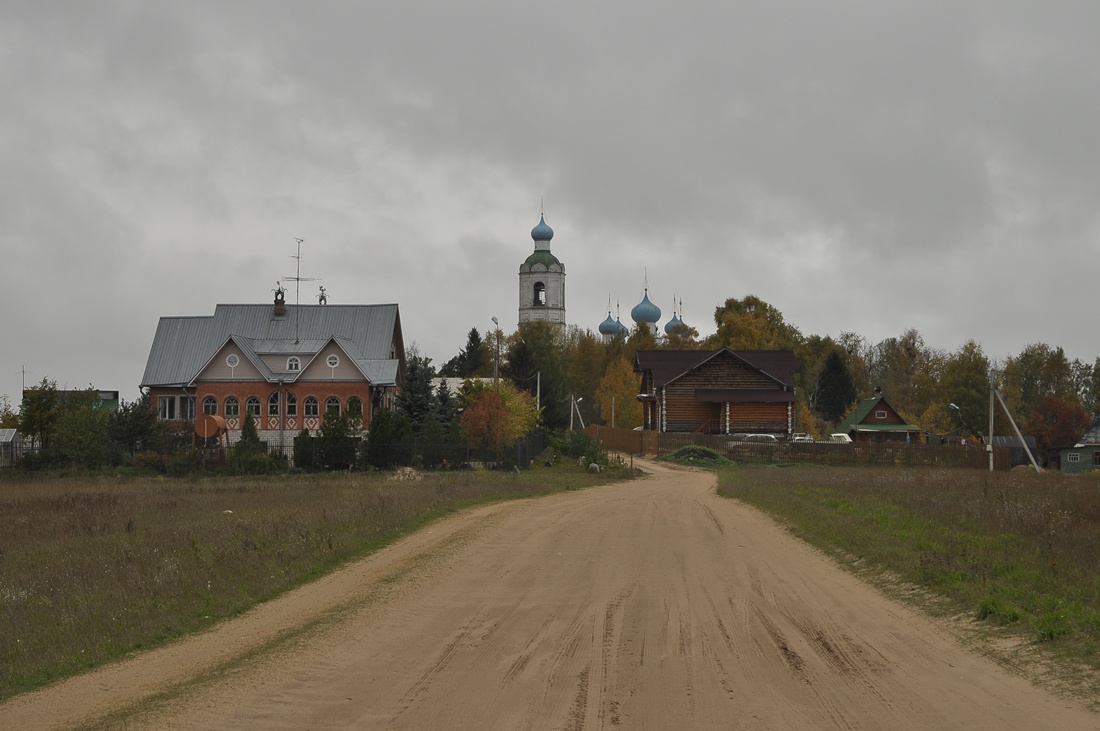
top-left (989, 435), bottom-right (1042, 468)
top-left (0, 429), bottom-right (22, 467)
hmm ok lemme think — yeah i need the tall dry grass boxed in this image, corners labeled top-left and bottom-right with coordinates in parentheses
top-left (0, 464), bottom-right (627, 699)
top-left (718, 466), bottom-right (1100, 669)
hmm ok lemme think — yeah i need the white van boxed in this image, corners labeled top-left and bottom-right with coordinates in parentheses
top-left (829, 433), bottom-right (853, 444)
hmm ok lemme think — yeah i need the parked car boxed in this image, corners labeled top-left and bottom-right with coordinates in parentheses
top-left (829, 433), bottom-right (853, 443)
top-left (743, 433), bottom-right (778, 442)
top-left (791, 433), bottom-right (814, 442)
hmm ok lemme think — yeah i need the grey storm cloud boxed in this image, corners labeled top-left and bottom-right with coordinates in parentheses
top-left (3, 1), bottom-right (1100, 403)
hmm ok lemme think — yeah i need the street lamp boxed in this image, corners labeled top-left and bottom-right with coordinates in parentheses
top-left (948, 403), bottom-right (963, 443)
top-left (571, 395), bottom-right (585, 431)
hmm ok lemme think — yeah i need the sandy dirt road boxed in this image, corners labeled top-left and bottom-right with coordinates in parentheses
top-left (3, 461), bottom-right (1097, 729)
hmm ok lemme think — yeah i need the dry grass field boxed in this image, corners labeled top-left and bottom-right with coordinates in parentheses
top-left (0, 463), bottom-right (630, 701)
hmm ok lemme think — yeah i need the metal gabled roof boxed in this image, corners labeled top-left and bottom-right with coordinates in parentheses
top-left (250, 338), bottom-right (329, 354)
top-left (359, 359), bottom-right (399, 386)
top-left (142, 303), bottom-right (401, 389)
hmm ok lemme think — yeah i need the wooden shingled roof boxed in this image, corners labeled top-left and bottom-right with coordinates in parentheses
top-left (633, 349), bottom-right (798, 389)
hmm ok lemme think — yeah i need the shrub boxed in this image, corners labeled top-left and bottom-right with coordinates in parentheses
top-left (547, 429), bottom-right (606, 466)
top-left (664, 445), bottom-right (729, 464)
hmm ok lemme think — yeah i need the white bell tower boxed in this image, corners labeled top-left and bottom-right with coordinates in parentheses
top-left (518, 213), bottom-right (566, 327)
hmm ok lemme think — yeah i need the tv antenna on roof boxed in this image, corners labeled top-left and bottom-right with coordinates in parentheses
top-left (285, 237), bottom-right (322, 343)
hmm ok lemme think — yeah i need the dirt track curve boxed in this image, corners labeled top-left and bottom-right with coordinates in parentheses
top-left (3, 460), bottom-right (1097, 729)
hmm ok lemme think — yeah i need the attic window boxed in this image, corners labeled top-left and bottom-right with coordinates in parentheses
top-left (327, 354), bottom-right (340, 368)
top-left (875, 410), bottom-right (887, 419)
top-left (287, 356), bottom-right (301, 372)
top-left (533, 282), bottom-right (546, 306)
top-left (226, 354), bottom-right (240, 368)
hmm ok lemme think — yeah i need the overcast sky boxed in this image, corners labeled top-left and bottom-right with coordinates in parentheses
top-left (3, 2), bottom-right (1099, 404)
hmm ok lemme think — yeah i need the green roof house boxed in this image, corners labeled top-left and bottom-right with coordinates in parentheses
top-left (837, 393), bottom-right (923, 444)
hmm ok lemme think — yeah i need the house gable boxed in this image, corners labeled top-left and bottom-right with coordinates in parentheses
top-left (299, 339), bottom-right (373, 382)
top-left (838, 395), bottom-right (922, 441)
top-left (194, 339), bottom-right (268, 383)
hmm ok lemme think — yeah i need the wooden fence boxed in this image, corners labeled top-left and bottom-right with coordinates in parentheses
top-left (586, 425), bottom-right (1011, 470)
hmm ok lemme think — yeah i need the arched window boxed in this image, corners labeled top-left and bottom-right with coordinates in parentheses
top-left (202, 396), bottom-right (217, 415)
top-left (533, 281), bottom-right (546, 306)
top-left (346, 396), bottom-right (363, 417)
top-left (286, 391), bottom-right (297, 417)
top-left (225, 396), bottom-right (240, 418)
top-left (246, 396), bottom-right (261, 418)
top-left (304, 396), bottom-right (319, 417)
top-left (325, 397), bottom-right (341, 416)
top-left (268, 392), bottom-right (280, 417)
top-left (287, 356), bottom-right (301, 372)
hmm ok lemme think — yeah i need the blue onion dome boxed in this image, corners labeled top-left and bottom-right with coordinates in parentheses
top-left (617, 318), bottom-right (630, 335)
top-left (631, 290), bottom-right (662, 324)
top-left (531, 215), bottom-right (554, 242)
top-left (599, 312), bottom-right (620, 335)
top-left (664, 313), bottom-right (684, 334)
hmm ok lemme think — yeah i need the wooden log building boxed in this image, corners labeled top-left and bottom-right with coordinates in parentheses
top-left (633, 349), bottom-right (798, 435)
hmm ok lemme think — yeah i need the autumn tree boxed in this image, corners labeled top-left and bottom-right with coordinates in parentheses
top-left (19, 377), bottom-right (60, 451)
top-left (1024, 396), bottom-right (1092, 454)
top-left (998, 344), bottom-right (1080, 427)
top-left (564, 327), bottom-right (606, 419)
top-left (938, 340), bottom-right (990, 438)
top-left (0, 396), bottom-right (18, 429)
top-left (835, 331), bottom-right (872, 396)
top-left (865, 329), bottom-right (942, 421)
top-left (662, 320), bottom-right (700, 349)
top-left (504, 321), bottom-right (569, 428)
top-left (596, 356), bottom-right (642, 429)
top-left (460, 381), bottom-right (540, 452)
top-left (708, 295), bottom-right (802, 351)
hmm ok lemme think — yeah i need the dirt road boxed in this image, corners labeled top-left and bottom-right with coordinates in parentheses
top-left (3, 461), bottom-right (1097, 729)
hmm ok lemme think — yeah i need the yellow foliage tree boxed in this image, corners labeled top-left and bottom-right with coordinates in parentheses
top-left (596, 357), bottom-right (643, 429)
top-left (460, 381), bottom-right (540, 450)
